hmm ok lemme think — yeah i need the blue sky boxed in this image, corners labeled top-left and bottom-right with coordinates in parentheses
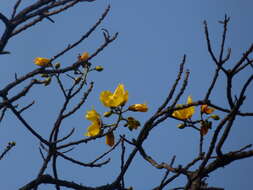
top-left (0, 0), bottom-right (253, 189)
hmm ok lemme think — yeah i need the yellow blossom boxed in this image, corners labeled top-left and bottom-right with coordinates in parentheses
top-left (80, 52), bottom-right (89, 62)
top-left (172, 96), bottom-right (195, 120)
top-left (95, 66), bottom-right (104, 72)
top-left (33, 57), bottom-right (51, 67)
top-left (100, 84), bottom-right (128, 107)
top-left (105, 131), bottom-right (115, 147)
top-left (128, 103), bottom-right (148, 112)
top-left (85, 122), bottom-right (101, 137)
top-left (85, 109), bottom-right (101, 137)
top-left (201, 104), bottom-right (215, 114)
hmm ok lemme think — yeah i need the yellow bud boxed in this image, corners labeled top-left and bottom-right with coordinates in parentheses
top-left (79, 52), bottom-right (89, 62)
top-left (33, 57), bottom-right (51, 67)
top-left (128, 103), bottom-right (148, 112)
top-left (177, 123), bottom-right (186, 129)
top-left (54, 62), bottom-right (61, 69)
top-left (103, 111), bottom-right (112, 118)
top-left (43, 77), bottom-right (51, 86)
top-left (95, 66), bottom-right (104, 72)
top-left (210, 114), bottom-right (220, 120)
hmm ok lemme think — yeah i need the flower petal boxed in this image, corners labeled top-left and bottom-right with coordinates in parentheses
top-left (85, 109), bottom-right (100, 122)
top-left (85, 122), bottom-right (100, 137)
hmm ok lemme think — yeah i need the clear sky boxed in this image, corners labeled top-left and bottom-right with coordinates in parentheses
top-left (0, 0), bottom-right (253, 189)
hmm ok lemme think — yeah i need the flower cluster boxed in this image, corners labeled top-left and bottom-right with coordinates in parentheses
top-left (33, 52), bottom-right (98, 87)
top-left (172, 96), bottom-right (219, 136)
top-left (85, 84), bottom-right (148, 147)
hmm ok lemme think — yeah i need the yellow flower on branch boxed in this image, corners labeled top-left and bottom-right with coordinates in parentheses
top-left (128, 103), bottom-right (148, 112)
top-left (172, 96), bottom-right (195, 120)
top-left (85, 109), bottom-right (101, 137)
top-left (105, 131), bottom-right (115, 147)
top-left (33, 57), bottom-right (51, 67)
top-left (100, 84), bottom-right (128, 107)
top-left (201, 104), bottom-right (215, 114)
top-left (79, 52), bottom-right (89, 62)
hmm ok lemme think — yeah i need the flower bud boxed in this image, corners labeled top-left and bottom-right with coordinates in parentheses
top-left (201, 104), bottom-right (215, 114)
top-left (33, 57), bottom-right (51, 67)
top-left (103, 111), bottom-right (112, 118)
top-left (177, 123), bottom-right (186, 129)
top-left (128, 104), bottom-right (148, 112)
top-left (95, 66), bottom-right (104, 72)
top-left (79, 52), bottom-right (89, 62)
top-left (210, 114), bottom-right (220, 120)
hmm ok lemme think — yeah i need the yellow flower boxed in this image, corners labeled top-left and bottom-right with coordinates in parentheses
top-left (95, 66), bottom-right (104, 72)
top-left (85, 122), bottom-right (101, 137)
top-left (100, 84), bottom-right (128, 107)
top-left (33, 57), bottom-right (51, 67)
top-left (105, 131), bottom-right (115, 147)
top-left (80, 52), bottom-right (89, 62)
top-left (172, 96), bottom-right (195, 120)
top-left (128, 103), bottom-right (148, 112)
top-left (86, 109), bottom-right (100, 122)
top-left (85, 109), bottom-right (101, 137)
top-left (201, 104), bottom-right (215, 114)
